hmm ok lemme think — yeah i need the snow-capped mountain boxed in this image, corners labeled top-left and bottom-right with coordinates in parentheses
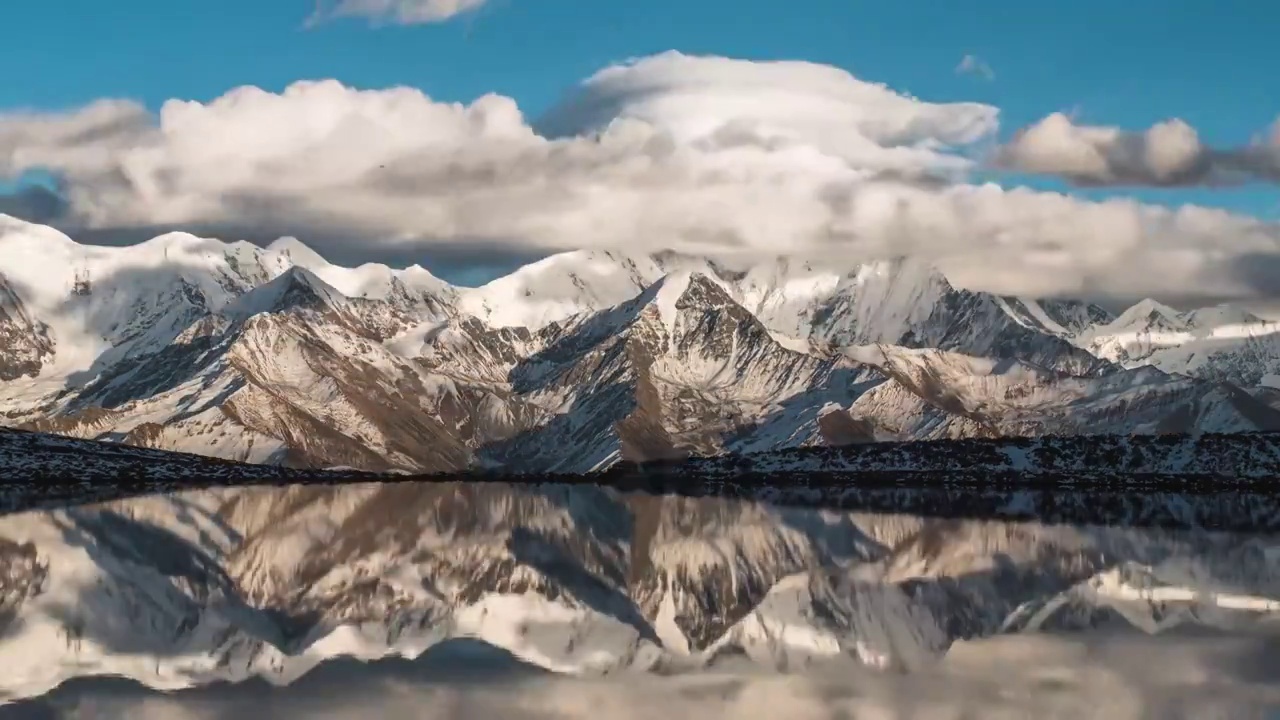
top-left (2, 215), bottom-right (1280, 472)
top-left (845, 344), bottom-right (1280, 437)
top-left (1082, 298), bottom-right (1280, 388)
top-left (0, 430), bottom-right (1277, 703)
top-left (460, 249), bottom-right (1109, 374)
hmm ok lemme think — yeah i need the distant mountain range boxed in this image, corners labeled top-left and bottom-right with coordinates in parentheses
top-left (4, 213), bottom-right (1280, 472)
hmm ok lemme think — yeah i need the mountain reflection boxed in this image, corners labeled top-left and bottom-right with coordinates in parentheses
top-left (0, 479), bottom-right (1277, 717)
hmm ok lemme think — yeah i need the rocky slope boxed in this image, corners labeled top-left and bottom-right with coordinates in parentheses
top-left (0, 430), bottom-right (1277, 703)
top-left (3, 216), bottom-right (1280, 472)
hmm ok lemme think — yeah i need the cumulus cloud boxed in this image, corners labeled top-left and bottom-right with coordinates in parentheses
top-left (0, 54), bottom-right (1001, 258)
top-left (307, 0), bottom-right (488, 26)
top-left (0, 51), bottom-right (1279, 305)
top-left (955, 54), bottom-right (995, 81)
top-left (0, 99), bottom-right (154, 179)
top-left (997, 111), bottom-right (1280, 186)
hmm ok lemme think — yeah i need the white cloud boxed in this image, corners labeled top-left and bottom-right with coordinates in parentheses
top-left (1, 52), bottom-right (1279, 304)
top-left (540, 52), bottom-right (999, 170)
top-left (997, 111), bottom-right (1280, 186)
top-left (955, 54), bottom-right (995, 81)
top-left (308, 0), bottom-right (489, 26)
top-left (0, 99), bottom-right (154, 179)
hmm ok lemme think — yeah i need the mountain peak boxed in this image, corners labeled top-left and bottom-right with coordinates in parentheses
top-left (647, 271), bottom-right (694, 335)
top-left (458, 249), bottom-right (677, 329)
top-left (226, 265), bottom-right (347, 319)
top-left (637, 271), bottom-right (736, 334)
top-left (266, 236), bottom-right (330, 268)
top-left (1107, 298), bottom-right (1188, 333)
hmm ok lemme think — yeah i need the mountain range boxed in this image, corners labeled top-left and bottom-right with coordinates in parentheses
top-left (4, 213), bottom-right (1280, 472)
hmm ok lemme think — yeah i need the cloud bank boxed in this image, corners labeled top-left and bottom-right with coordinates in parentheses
top-left (308, 0), bottom-right (489, 26)
top-left (1, 52), bottom-right (1279, 304)
top-left (998, 112), bottom-right (1280, 187)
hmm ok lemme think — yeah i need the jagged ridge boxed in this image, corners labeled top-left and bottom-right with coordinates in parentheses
top-left (3, 215), bottom-right (1280, 474)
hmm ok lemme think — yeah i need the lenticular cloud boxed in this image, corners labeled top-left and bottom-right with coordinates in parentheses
top-left (0, 52), bottom-right (1279, 305)
top-left (538, 52), bottom-right (999, 176)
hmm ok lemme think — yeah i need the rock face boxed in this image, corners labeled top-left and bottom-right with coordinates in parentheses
top-left (0, 274), bottom-right (54, 382)
top-left (3, 216), bottom-right (1280, 472)
top-left (0, 430), bottom-right (1278, 703)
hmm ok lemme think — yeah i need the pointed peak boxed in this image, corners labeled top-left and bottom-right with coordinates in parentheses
top-left (226, 265), bottom-right (346, 319)
top-left (398, 263), bottom-right (455, 296)
top-left (403, 263), bottom-right (438, 278)
top-left (641, 270), bottom-right (730, 306)
top-left (1128, 297), bottom-right (1180, 316)
top-left (1111, 298), bottom-right (1186, 330)
top-left (681, 270), bottom-right (736, 300)
top-left (278, 265), bottom-right (344, 298)
top-left (634, 270), bottom-right (739, 334)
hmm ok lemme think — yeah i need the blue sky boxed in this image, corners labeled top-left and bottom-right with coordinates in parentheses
top-left (3, 0), bottom-right (1276, 219)
top-left (0, 0), bottom-right (1277, 297)
top-left (3, 0), bottom-right (1272, 132)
